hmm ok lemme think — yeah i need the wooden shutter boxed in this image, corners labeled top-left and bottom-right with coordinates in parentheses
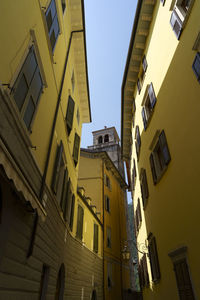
top-left (138, 199), bottom-right (142, 223)
top-left (69, 194), bottom-right (75, 231)
top-left (159, 130), bottom-right (171, 165)
top-left (66, 96), bottom-right (75, 135)
top-left (76, 205), bottom-right (84, 240)
top-left (170, 11), bottom-right (182, 40)
top-left (64, 180), bottom-right (72, 223)
top-left (174, 259), bottom-right (195, 300)
top-left (40, 265), bottom-right (50, 300)
top-left (60, 168), bottom-right (68, 212)
top-left (149, 153), bottom-right (157, 184)
top-left (192, 52), bottom-right (200, 81)
top-left (93, 224), bottom-right (99, 253)
top-left (148, 83), bottom-right (156, 108)
top-left (51, 141), bottom-right (63, 194)
top-left (143, 254), bottom-right (149, 286)
top-left (148, 236), bottom-right (161, 281)
top-left (143, 169), bottom-right (149, 200)
top-left (142, 55), bottom-right (148, 72)
top-left (142, 107), bottom-right (147, 130)
top-left (73, 133), bottom-right (80, 166)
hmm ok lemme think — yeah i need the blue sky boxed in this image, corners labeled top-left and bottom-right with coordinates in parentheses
top-left (81, 0), bottom-right (137, 148)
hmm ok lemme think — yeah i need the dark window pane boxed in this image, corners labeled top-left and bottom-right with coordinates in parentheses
top-left (46, 10), bottom-right (53, 32)
top-left (50, 30), bottom-right (56, 50)
top-left (23, 96), bottom-right (35, 129)
top-left (31, 68), bottom-right (43, 104)
top-left (192, 53), bottom-right (200, 81)
top-left (14, 74), bottom-right (28, 111)
top-left (52, 16), bottom-right (59, 39)
top-left (23, 50), bottom-right (37, 85)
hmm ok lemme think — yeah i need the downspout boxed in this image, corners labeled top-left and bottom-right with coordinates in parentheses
top-left (102, 161), bottom-right (105, 300)
top-left (39, 29), bottom-right (83, 201)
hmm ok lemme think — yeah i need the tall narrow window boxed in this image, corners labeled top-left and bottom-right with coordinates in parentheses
top-left (132, 159), bottom-right (137, 190)
top-left (105, 196), bottom-right (110, 213)
top-left (61, 0), bottom-right (66, 13)
top-left (65, 96), bottom-right (75, 135)
top-left (106, 226), bottom-right (111, 248)
top-left (45, 0), bottom-right (60, 52)
top-left (76, 205), bottom-right (84, 240)
top-left (73, 133), bottom-right (80, 167)
top-left (140, 169), bottom-right (149, 208)
top-left (142, 83), bottom-right (157, 130)
top-left (51, 141), bottom-right (64, 195)
top-left (12, 46), bottom-right (43, 130)
top-left (135, 126), bottom-right (141, 160)
top-left (107, 262), bottom-right (112, 289)
top-left (98, 136), bottom-right (102, 144)
top-left (93, 223), bottom-right (99, 253)
top-left (55, 264), bottom-right (65, 300)
top-left (148, 235), bottom-right (161, 282)
top-left (69, 194), bottom-right (75, 231)
top-left (104, 134), bottom-right (109, 143)
top-left (192, 52), bottom-right (200, 82)
top-left (39, 264), bottom-right (50, 300)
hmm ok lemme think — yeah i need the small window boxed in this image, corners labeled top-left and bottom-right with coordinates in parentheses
top-left (71, 70), bottom-right (75, 93)
top-left (93, 223), bottom-right (99, 253)
top-left (142, 55), bottom-right (148, 73)
top-left (76, 108), bottom-right (80, 125)
top-left (105, 175), bottom-right (111, 189)
top-left (106, 226), bottom-right (111, 248)
top-left (137, 79), bottom-right (141, 94)
top-left (135, 199), bottom-right (142, 235)
top-left (192, 52), bottom-right (200, 82)
top-left (148, 235), bottom-right (161, 282)
top-left (105, 196), bottom-right (110, 213)
top-left (149, 130), bottom-right (171, 184)
top-left (12, 46), bottom-right (43, 130)
top-left (98, 136), bottom-right (103, 144)
top-left (135, 126), bottom-right (141, 160)
top-left (65, 96), bottom-right (75, 135)
top-left (73, 133), bottom-right (80, 167)
top-left (140, 169), bottom-right (149, 208)
top-left (45, 0), bottom-right (60, 52)
top-left (61, 0), bottom-right (66, 13)
top-left (76, 205), bottom-right (84, 240)
top-left (55, 264), bottom-right (65, 300)
top-left (104, 134), bottom-right (109, 143)
top-left (170, 10), bottom-right (182, 40)
top-left (142, 83), bottom-right (157, 130)
top-left (69, 194), bottom-right (75, 231)
top-left (39, 264), bottom-right (50, 300)
top-left (132, 159), bottom-right (137, 190)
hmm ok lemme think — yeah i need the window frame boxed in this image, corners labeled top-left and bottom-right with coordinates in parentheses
top-left (141, 83), bottom-right (157, 130)
top-left (76, 204), bottom-right (84, 240)
top-left (140, 168), bottom-right (149, 208)
top-left (148, 235), bottom-right (161, 283)
top-left (45, 0), bottom-right (60, 53)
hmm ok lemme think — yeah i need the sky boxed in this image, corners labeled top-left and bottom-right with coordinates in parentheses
top-left (81, 0), bottom-right (137, 148)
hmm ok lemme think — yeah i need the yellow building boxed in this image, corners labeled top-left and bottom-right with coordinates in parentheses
top-left (121, 0), bottom-right (200, 299)
top-left (0, 0), bottom-right (103, 299)
top-left (78, 127), bottom-right (133, 300)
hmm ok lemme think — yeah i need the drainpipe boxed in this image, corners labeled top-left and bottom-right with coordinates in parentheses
top-left (39, 29), bottom-right (83, 201)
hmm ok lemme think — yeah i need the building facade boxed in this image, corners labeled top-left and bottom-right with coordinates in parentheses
top-left (78, 127), bottom-right (133, 300)
top-left (0, 0), bottom-right (103, 299)
top-left (121, 0), bottom-right (200, 299)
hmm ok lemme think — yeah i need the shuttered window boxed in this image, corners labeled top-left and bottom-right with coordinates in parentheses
top-left (45, 0), bottom-right (60, 52)
top-left (76, 205), bottom-right (84, 240)
top-left (40, 265), bottom-right (50, 300)
top-left (69, 194), bottom-right (75, 231)
top-left (64, 179), bottom-right (72, 223)
top-left (61, 0), bottom-right (66, 13)
top-left (135, 199), bottom-right (142, 234)
top-left (73, 133), bottom-right (80, 167)
top-left (142, 55), bottom-right (148, 72)
top-left (132, 159), bottom-right (137, 190)
top-left (140, 169), bottom-right (149, 208)
top-left (66, 96), bottom-right (75, 135)
top-left (93, 223), bottom-right (99, 253)
top-left (139, 255), bottom-right (149, 289)
top-left (170, 10), bottom-right (182, 39)
top-left (148, 236), bottom-right (161, 282)
top-left (142, 83), bottom-right (156, 130)
top-left (192, 52), bottom-right (200, 82)
top-left (105, 196), bottom-right (110, 212)
top-left (51, 141), bottom-right (64, 195)
top-left (137, 79), bottom-right (141, 94)
top-left (173, 259), bottom-right (195, 300)
top-left (13, 46), bottom-right (43, 130)
top-left (135, 126), bottom-right (141, 160)
top-left (149, 130), bottom-right (171, 184)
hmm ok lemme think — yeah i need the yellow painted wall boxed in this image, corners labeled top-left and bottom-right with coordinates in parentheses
top-left (130, 0), bottom-right (200, 299)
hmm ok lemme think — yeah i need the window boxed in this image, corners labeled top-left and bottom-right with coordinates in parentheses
top-left (140, 169), bottom-right (149, 208)
top-left (69, 194), bottom-right (75, 231)
top-left (139, 254), bottom-right (149, 289)
top-left (71, 70), bottom-right (75, 93)
top-left (76, 107), bottom-right (80, 125)
top-left (65, 95), bottom-right (75, 135)
top-left (149, 130), bottom-right (171, 184)
top-left (61, 0), bottom-right (66, 13)
top-left (168, 246), bottom-right (195, 300)
top-left (148, 235), bottom-right (161, 282)
top-left (93, 223), bottom-right (99, 253)
top-left (135, 126), bottom-right (141, 160)
top-left (73, 133), bottom-right (80, 167)
top-left (192, 52), bottom-right (200, 82)
top-left (170, 0), bottom-right (194, 40)
top-left (45, 0), bottom-right (60, 52)
top-left (104, 134), bottom-right (109, 143)
top-left (55, 264), bottom-right (65, 300)
top-left (132, 159), bottom-right (137, 190)
top-left (105, 175), bottom-right (111, 190)
top-left (39, 264), bottom-right (50, 300)
top-left (106, 226), bottom-right (111, 248)
top-left (98, 136), bottom-right (103, 144)
top-left (142, 83), bottom-right (157, 130)
top-left (76, 205), bottom-right (84, 240)
top-left (12, 46), bottom-right (43, 130)
top-left (107, 262), bottom-right (112, 289)
top-left (142, 55), bottom-right (148, 73)
top-left (137, 79), bottom-right (141, 94)
top-left (105, 196), bottom-right (110, 213)
top-left (135, 199), bottom-right (142, 235)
